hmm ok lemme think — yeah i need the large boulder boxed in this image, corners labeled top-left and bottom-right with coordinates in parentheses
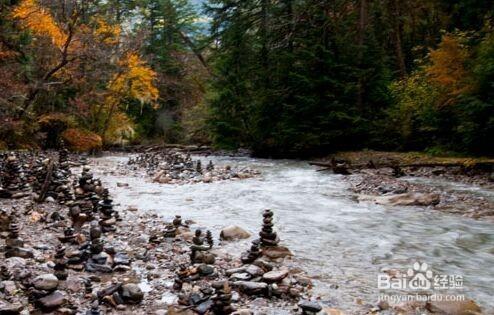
top-left (369, 193), bottom-right (440, 207)
top-left (426, 300), bottom-right (482, 315)
top-left (220, 226), bottom-right (251, 241)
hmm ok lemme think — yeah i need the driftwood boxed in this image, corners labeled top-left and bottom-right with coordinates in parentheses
top-left (37, 159), bottom-right (54, 202)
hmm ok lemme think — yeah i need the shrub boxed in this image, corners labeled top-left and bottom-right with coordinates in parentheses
top-left (62, 128), bottom-right (102, 152)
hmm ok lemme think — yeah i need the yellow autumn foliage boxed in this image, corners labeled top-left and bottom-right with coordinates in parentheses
top-left (109, 53), bottom-right (159, 106)
top-left (94, 17), bottom-right (121, 45)
top-left (12, 0), bottom-right (67, 48)
top-left (105, 112), bottom-right (136, 145)
top-left (426, 35), bottom-right (471, 99)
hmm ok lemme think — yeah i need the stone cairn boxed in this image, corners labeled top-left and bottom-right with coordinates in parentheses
top-left (211, 281), bottom-right (235, 314)
top-left (259, 209), bottom-right (279, 247)
top-left (58, 140), bottom-right (70, 174)
top-left (53, 245), bottom-right (68, 280)
top-left (32, 157), bottom-right (73, 204)
top-left (98, 188), bottom-right (118, 233)
top-left (0, 153), bottom-right (29, 197)
top-left (4, 211), bottom-right (33, 258)
top-left (206, 230), bottom-right (213, 248)
top-left (73, 167), bottom-right (102, 224)
top-left (190, 229), bottom-right (214, 264)
top-left (162, 215), bottom-right (182, 238)
top-left (206, 160), bottom-right (214, 171)
top-left (241, 239), bottom-right (261, 264)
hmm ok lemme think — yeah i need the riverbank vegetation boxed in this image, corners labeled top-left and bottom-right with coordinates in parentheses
top-left (1, 0), bottom-right (493, 157)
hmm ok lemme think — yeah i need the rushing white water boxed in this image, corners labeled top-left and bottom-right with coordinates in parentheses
top-left (90, 154), bottom-right (494, 312)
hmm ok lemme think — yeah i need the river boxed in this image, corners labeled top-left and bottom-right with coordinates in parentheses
top-left (89, 154), bottom-right (494, 313)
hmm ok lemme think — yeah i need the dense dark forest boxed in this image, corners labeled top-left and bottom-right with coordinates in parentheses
top-left (1, 0), bottom-right (494, 157)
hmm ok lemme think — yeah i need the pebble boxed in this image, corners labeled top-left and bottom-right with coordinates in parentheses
top-left (298, 300), bottom-right (322, 313)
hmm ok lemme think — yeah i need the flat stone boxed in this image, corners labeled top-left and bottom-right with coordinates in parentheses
top-left (0, 301), bottom-right (23, 314)
top-left (262, 269), bottom-right (288, 282)
top-left (195, 299), bottom-right (213, 314)
top-left (245, 265), bottom-right (264, 277)
top-left (5, 248), bottom-right (33, 259)
top-left (231, 309), bottom-right (253, 315)
top-left (226, 267), bottom-right (247, 276)
top-left (113, 252), bottom-right (130, 266)
top-left (229, 272), bottom-right (251, 281)
top-left (197, 264), bottom-right (215, 276)
top-left (37, 291), bottom-right (66, 310)
top-left (233, 281), bottom-right (268, 295)
top-left (33, 274), bottom-right (59, 291)
top-left (85, 263), bottom-right (112, 273)
top-left (298, 300), bottom-right (322, 313)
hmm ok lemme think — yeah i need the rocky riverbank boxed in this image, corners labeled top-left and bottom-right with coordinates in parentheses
top-left (126, 151), bottom-right (260, 185)
top-left (0, 150), bottom-right (323, 315)
top-left (313, 151), bottom-right (494, 220)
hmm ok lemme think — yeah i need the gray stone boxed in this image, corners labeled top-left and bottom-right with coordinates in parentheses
top-left (229, 273), bottom-right (251, 281)
top-left (197, 264), bottom-right (215, 276)
top-left (233, 281), bottom-right (268, 295)
top-left (38, 291), bottom-right (66, 310)
top-left (298, 300), bottom-right (322, 313)
top-left (33, 274), bottom-right (59, 291)
top-left (120, 283), bottom-right (144, 304)
top-left (245, 265), bottom-right (264, 277)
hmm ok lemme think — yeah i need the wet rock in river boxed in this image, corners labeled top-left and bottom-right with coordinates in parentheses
top-left (220, 225), bottom-right (251, 241)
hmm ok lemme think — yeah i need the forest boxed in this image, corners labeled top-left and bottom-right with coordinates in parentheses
top-left (1, 0), bottom-right (494, 157)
